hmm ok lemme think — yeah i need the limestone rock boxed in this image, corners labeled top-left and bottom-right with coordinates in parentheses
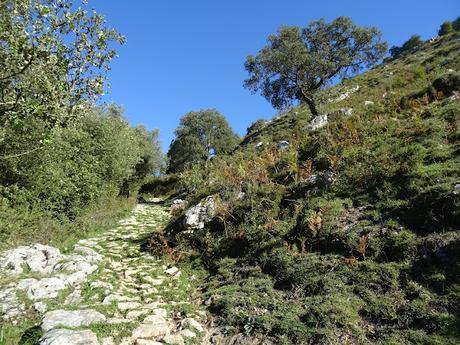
top-left (41, 309), bottom-right (106, 331)
top-left (118, 302), bottom-right (142, 311)
top-left (33, 302), bottom-right (48, 314)
top-left (40, 329), bottom-right (99, 345)
top-left (53, 256), bottom-right (97, 275)
top-left (184, 196), bottom-right (216, 230)
top-left (73, 245), bottom-right (102, 263)
top-left (65, 289), bottom-right (82, 305)
top-left (0, 244), bottom-right (62, 275)
top-left (181, 318), bottom-right (204, 332)
top-left (336, 107), bottom-right (353, 117)
top-left (327, 85), bottom-right (360, 103)
top-left (102, 337), bottom-right (116, 345)
top-left (180, 329), bottom-right (196, 338)
top-left (277, 140), bottom-right (289, 150)
top-left (132, 322), bottom-right (170, 340)
top-left (307, 114), bottom-right (328, 130)
top-left (170, 199), bottom-right (187, 214)
top-left (17, 277), bottom-right (67, 300)
top-left (165, 266), bottom-right (179, 275)
top-left (163, 333), bottom-right (184, 345)
top-left (0, 288), bottom-right (24, 320)
top-left (135, 340), bottom-right (162, 345)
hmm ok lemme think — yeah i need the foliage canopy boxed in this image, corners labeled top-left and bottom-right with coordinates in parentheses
top-left (167, 109), bottom-right (239, 173)
top-left (244, 16), bottom-right (387, 116)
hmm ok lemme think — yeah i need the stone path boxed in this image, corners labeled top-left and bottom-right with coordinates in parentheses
top-left (0, 202), bottom-right (206, 345)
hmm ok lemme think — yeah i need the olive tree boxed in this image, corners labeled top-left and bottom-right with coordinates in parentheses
top-left (167, 109), bottom-right (239, 173)
top-left (244, 17), bottom-right (387, 116)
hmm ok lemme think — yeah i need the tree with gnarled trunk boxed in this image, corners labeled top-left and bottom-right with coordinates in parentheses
top-left (244, 16), bottom-right (387, 117)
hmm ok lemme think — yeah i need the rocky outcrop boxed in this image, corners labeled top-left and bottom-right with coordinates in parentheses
top-left (0, 243), bottom-right (101, 319)
top-left (327, 85), bottom-right (360, 103)
top-left (0, 244), bottom-right (62, 275)
top-left (277, 140), bottom-right (289, 150)
top-left (307, 114), bottom-right (329, 130)
top-left (307, 107), bottom-right (354, 131)
top-left (184, 195), bottom-right (217, 231)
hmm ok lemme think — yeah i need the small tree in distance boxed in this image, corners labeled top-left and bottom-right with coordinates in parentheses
top-left (389, 35), bottom-right (423, 59)
top-left (167, 109), bottom-right (239, 173)
top-left (244, 17), bottom-right (387, 117)
top-left (438, 21), bottom-right (454, 36)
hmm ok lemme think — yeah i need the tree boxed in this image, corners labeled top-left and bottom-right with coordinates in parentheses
top-left (167, 109), bottom-right (239, 173)
top-left (438, 21), bottom-right (453, 36)
top-left (246, 119), bottom-right (267, 136)
top-left (389, 35), bottom-right (423, 59)
top-left (453, 17), bottom-right (460, 31)
top-left (0, 0), bottom-right (125, 159)
top-left (244, 17), bottom-right (387, 117)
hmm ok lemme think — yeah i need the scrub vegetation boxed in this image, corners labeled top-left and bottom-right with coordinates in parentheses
top-left (149, 25), bottom-right (460, 345)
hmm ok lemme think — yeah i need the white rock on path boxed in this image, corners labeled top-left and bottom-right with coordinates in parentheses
top-left (39, 328), bottom-right (99, 345)
top-left (132, 323), bottom-right (170, 340)
top-left (135, 340), bottom-right (162, 345)
top-left (180, 329), bottom-right (196, 338)
top-left (33, 302), bottom-right (48, 314)
top-left (163, 333), bottom-right (184, 345)
top-left (17, 277), bottom-right (67, 300)
top-left (181, 318), bottom-right (204, 332)
top-left (0, 244), bottom-right (62, 275)
top-left (165, 266), bottom-right (179, 275)
top-left (41, 309), bottom-right (106, 331)
top-left (118, 302), bottom-right (142, 311)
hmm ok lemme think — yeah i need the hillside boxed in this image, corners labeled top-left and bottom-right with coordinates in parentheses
top-left (147, 32), bottom-right (460, 344)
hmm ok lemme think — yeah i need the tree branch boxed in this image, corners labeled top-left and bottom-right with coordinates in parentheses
top-left (0, 146), bottom-right (42, 160)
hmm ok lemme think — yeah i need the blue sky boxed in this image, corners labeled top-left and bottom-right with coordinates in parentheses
top-left (92, 0), bottom-right (459, 151)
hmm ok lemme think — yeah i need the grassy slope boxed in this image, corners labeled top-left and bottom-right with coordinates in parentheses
top-left (155, 32), bottom-right (460, 345)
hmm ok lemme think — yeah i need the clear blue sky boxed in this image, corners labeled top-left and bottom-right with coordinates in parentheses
top-left (92, 0), bottom-right (459, 151)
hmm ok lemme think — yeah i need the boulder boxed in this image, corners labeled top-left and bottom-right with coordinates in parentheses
top-left (17, 277), bottom-right (67, 300)
top-left (184, 196), bottom-right (216, 231)
top-left (307, 114), bottom-right (328, 130)
top-left (277, 141), bottom-right (289, 150)
top-left (163, 334), bottom-right (184, 345)
top-left (132, 315), bottom-right (170, 339)
top-left (40, 329), bottom-right (99, 345)
top-left (0, 244), bottom-right (62, 275)
top-left (41, 309), bottom-right (106, 331)
top-left (165, 266), bottom-right (179, 275)
top-left (0, 287), bottom-right (24, 320)
top-left (181, 318), bottom-right (204, 332)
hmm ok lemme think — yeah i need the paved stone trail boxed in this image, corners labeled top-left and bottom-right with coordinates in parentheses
top-left (0, 202), bottom-right (206, 345)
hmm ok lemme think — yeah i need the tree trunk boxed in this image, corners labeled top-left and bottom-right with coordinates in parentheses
top-left (299, 89), bottom-right (319, 117)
